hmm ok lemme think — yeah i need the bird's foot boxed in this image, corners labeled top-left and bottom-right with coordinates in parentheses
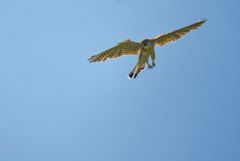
top-left (152, 62), bottom-right (155, 67)
top-left (148, 64), bottom-right (153, 69)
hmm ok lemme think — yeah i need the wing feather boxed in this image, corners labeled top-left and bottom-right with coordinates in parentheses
top-left (89, 40), bottom-right (141, 63)
top-left (153, 19), bottom-right (206, 46)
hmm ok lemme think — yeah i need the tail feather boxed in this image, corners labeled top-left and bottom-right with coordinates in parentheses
top-left (128, 71), bottom-right (134, 79)
top-left (134, 67), bottom-right (144, 78)
top-left (128, 65), bottom-right (144, 79)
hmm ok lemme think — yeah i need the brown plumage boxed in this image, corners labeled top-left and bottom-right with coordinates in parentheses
top-left (88, 19), bottom-right (206, 79)
top-left (88, 40), bottom-right (141, 63)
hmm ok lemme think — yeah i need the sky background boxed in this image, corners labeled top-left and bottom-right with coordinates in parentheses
top-left (0, 0), bottom-right (240, 161)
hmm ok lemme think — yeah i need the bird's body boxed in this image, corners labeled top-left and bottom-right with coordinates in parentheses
top-left (88, 19), bottom-right (206, 79)
top-left (129, 39), bottom-right (155, 78)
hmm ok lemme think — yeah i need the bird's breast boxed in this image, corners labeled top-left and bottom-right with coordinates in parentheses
top-left (142, 46), bottom-right (154, 53)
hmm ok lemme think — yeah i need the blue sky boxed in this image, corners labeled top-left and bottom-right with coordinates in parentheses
top-left (0, 0), bottom-right (240, 161)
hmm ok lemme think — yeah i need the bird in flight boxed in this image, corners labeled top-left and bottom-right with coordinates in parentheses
top-left (89, 19), bottom-right (206, 79)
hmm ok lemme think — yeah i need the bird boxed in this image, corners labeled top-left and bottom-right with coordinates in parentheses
top-left (88, 19), bottom-right (206, 79)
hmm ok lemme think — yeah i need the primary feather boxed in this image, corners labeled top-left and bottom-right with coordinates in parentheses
top-left (88, 40), bottom-right (141, 63)
top-left (153, 19), bottom-right (206, 46)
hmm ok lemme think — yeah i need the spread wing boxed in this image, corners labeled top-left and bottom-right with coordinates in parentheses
top-left (89, 40), bottom-right (141, 63)
top-left (153, 19), bottom-right (206, 46)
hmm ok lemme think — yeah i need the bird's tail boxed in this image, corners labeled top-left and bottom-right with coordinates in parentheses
top-left (128, 64), bottom-right (145, 79)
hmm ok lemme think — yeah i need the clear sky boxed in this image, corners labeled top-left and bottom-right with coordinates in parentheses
top-left (0, 0), bottom-right (239, 161)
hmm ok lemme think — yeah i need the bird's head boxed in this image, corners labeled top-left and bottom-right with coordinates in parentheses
top-left (141, 39), bottom-right (154, 48)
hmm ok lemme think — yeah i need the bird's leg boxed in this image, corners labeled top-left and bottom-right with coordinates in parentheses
top-left (147, 58), bottom-right (153, 69)
top-left (150, 51), bottom-right (156, 68)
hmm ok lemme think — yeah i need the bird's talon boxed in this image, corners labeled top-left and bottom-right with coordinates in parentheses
top-left (148, 65), bottom-right (153, 69)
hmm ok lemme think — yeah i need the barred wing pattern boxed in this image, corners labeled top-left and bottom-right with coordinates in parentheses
top-left (89, 40), bottom-right (141, 63)
top-left (153, 19), bottom-right (206, 46)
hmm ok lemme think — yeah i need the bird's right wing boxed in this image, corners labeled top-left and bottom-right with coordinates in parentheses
top-left (153, 19), bottom-right (206, 46)
top-left (88, 40), bottom-right (141, 63)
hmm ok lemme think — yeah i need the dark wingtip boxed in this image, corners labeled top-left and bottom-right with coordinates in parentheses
top-left (199, 18), bottom-right (207, 24)
top-left (88, 55), bottom-right (97, 63)
top-left (88, 59), bottom-right (93, 63)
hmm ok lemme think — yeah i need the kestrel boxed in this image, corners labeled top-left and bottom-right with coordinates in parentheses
top-left (89, 19), bottom-right (206, 79)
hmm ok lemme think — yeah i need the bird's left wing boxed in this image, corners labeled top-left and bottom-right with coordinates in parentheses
top-left (153, 19), bottom-right (206, 46)
top-left (89, 40), bottom-right (141, 63)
